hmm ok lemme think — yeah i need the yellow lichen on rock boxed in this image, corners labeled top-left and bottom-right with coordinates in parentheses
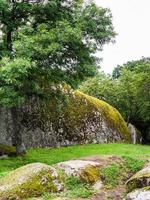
top-left (78, 91), bottom-right (130, 140)
top-left (62, 90), bottom-right (131, 143)
top-left (20, 86), bottom-right (131, 147)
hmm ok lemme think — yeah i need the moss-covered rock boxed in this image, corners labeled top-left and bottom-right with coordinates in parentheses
top-left (80, 165), bottom-right (100, 184)
top-left (56, 160), bottom-right (100, 177)
top-left (19, 87), bottom-right (131, 148)
top-left (0, 144), bottom-right (16, 156)
top-left (57, 160), bottom-right (101, 186)
top-left (0, 163), bottom-right (63, 199)
top-left (126, 165), bottom-right (150, 193)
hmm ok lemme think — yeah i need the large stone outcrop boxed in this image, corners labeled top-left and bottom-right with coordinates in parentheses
top-left (0, 87), bottom-right (131, 148)
top-left (0, 163), bottom-right (63, 199)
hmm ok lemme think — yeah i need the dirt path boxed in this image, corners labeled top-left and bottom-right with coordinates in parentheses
top-left (91, 185), bottom-right (125, 200)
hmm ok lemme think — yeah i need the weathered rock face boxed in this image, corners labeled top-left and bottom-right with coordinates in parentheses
top-left (0, 108), bottom-right (13, 145)
top-left (126, 187), bottom-right (150, 200)
top-left (0, 163), bottom-right (63, 199)
top-left (128, 123), bottom-right (142, 144)
top-left (0, 88), bottom-right (131, 148)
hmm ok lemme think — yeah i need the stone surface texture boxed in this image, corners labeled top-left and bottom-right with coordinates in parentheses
top-left (0, 89), bottom-right (131, 148)
top-left (57, 160), bottom-right (100, 176)
top-left (126, 188), bottom-right (150, 200)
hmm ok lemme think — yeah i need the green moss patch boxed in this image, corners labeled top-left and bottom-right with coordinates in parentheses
top-left (0, 144), bottom-right (16, 156)
top-left (80, 165), bottom-right (100, 184)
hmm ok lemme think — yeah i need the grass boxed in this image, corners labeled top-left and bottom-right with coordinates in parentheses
top-left (101, 164), bottom-right (120, 188)
top-left (123, 156), bottom-right (145, 173)
top-left (100, 157), bottom-right (145, 188)
top-left (0, 143), bottom-right (149, 199)
top-left (0, 143), bottom-right (150, 174)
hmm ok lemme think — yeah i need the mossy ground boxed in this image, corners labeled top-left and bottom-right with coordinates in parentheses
top-left (0, 144), bottom-right (149, 199)
top-left (27, 176), bottom-right (94, 200)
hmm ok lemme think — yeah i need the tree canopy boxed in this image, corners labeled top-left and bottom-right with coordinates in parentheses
top-left (0, 0), bottom-right (115, 153)
top-left (0, 0), bottom-right (115, 107)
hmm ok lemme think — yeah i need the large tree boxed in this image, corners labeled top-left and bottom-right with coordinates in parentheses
top-left (0, 0), bottom-right (116, 154)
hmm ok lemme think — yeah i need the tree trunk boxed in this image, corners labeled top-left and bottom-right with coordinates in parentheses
top-left (11, 107), bottom-right (26, 155)
top-left (6, 29), bottom-right (13, 53)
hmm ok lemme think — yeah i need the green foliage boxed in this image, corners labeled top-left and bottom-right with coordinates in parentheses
top-left (101, 164), bottom-right (120, 188)
top-left (0, 57), bottom-right (35, 107)
top-left (0, 0), bottom-right (116, 109)
top-left (79, 72), bottom-right (117, 105)
top-left (0, 0), bottom-right (33, 56)
top-left (0, 1), bottom-right (115, 152)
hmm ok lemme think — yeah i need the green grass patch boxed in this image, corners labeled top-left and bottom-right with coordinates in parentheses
top-left (64, 176), bottom-right (93, 198)
top-left (100, 155), bottom-right (146, 189)
top-left (0, 171), bottom-right (9, 178)
top-left (123, 156), bottom-right (145, 173)
top-left (101, 164), bottom-right (120, 188)
top-left (0, 143), bottom-right (149, 174)
top-left (0, 143), bottom-right (149, 199)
